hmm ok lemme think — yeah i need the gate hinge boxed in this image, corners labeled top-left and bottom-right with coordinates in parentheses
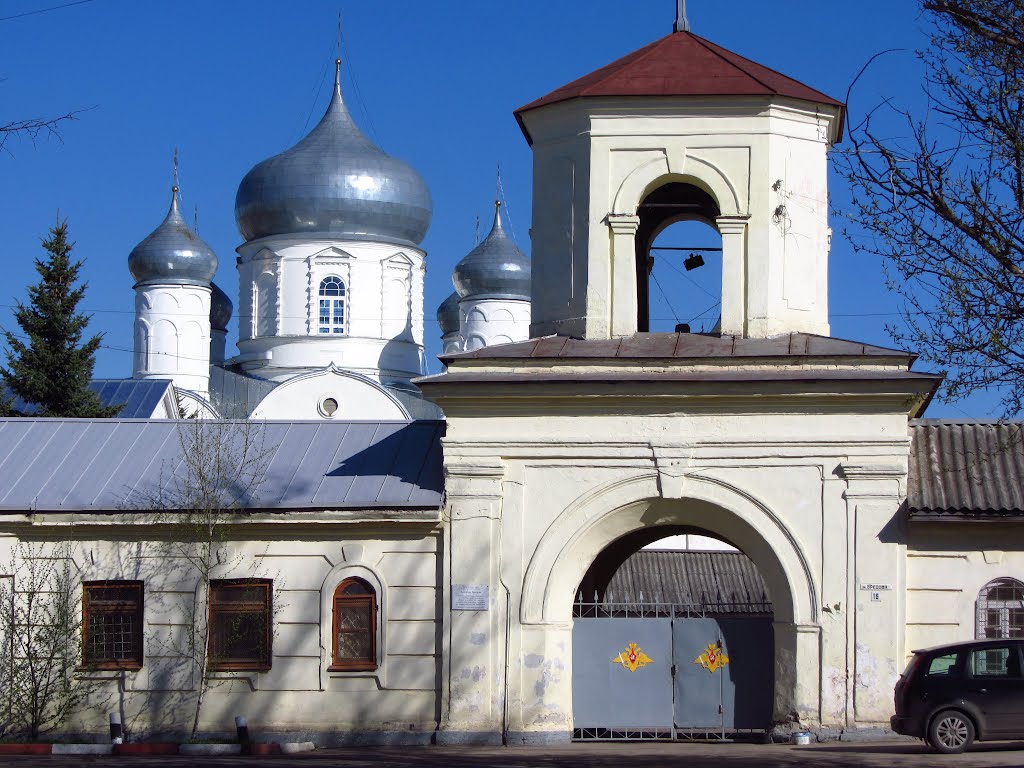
top-left (671, 664), bottom-right (677, 677)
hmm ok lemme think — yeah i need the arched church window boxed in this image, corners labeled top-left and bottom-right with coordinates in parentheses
top-left (331, 577), bottom-right (377, 670)
top-left (977, 578), bottom-right (1024, 639)
top-left (319, 276), bottom-right (346, 335)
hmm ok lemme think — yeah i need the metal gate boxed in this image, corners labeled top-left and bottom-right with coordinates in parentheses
top-left (572, 601), bottom-right (773, 740)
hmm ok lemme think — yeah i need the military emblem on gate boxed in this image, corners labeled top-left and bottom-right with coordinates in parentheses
top-left (694, 641), bottom-right (730, 673)
top-left (611, 642), bottom-right (653, 672)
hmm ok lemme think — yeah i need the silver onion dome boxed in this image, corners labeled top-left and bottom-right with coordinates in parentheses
top-left (210, 281), bottom-right (233, 331)
top-left (129, 187), bottom-right (218, 287)
top-left (452, 203), bottom-right (530, 300)
top-left (437, 291), bottom-right (461, 336)
top-left (235, 60), bottom-right (433, 246)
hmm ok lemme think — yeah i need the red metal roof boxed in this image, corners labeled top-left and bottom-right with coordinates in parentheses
top-left (515, 31), bottom-right (843, 140)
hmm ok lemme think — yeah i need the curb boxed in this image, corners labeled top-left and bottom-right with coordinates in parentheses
top-left (0, 744), bottom-right (51, 755)
top-left (280, 741), bottom-right (316, 754)
top-left (52, 744), bottom-right (113, 755)
top-left (114, 743), bottom-right (180, 755)
top-left (179, 743), bottom-right (242, 755)
top-left (0, 740), bottom-right (313, 756)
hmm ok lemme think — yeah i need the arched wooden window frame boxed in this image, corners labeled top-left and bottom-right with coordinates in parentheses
top-left (330, 577), bottom-right (378, 671)
top-left (977, 577), bottom-right (1024, 639)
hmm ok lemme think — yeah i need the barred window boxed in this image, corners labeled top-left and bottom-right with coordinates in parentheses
top-left (330, 578), bottom-right (377, 671)
top-left (977, 578), bottom-right (1024, 639)
top-left (318, 276), bottom-right (346, 335)
top-left (208, 579), bottom-right (272, 672)
top-left (83, 581), bottom-right (144, 670)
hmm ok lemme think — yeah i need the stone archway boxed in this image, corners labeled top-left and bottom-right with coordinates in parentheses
top-left (520, 472), bottom-right (821, 727)
top-left (608, 152), bottom-right (749, 337)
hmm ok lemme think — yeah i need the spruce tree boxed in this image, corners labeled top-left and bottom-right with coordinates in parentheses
top-left (1, 220), bottom-right (121, 417)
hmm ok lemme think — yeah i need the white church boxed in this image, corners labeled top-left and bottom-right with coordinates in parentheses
top-left (0, 9), bottom-right (1021, 746)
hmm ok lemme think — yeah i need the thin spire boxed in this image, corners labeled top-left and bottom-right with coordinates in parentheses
top-left (474, 215), bottom-right (480, 245)
top-left (334, 58), bottom-right (342, 92)
top-left (172, 146), bottom-right (179, 194)
top-left (494, 163), bottom-right (504, 226)
top-left (337, 9), bottom-right (342, 60)
top-left (167, 147), bottom-right (182, 218)
top-left (674, 0), bottom-right (690, 32)
top-left (194, 205), bottom-right (199, 233)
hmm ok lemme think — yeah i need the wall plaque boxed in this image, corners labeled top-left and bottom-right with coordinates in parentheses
top-left (452, 584), bottom-right (489, 611)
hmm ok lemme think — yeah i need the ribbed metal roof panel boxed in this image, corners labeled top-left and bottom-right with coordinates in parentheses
top-left (909, 420), bottom-right (1024, 518)
top-left (0, 419), bottom-right (444, 512)
top-left (3, 379), bottom-right (173, 419)
top-left (604, 550), bottom-right (770, 611)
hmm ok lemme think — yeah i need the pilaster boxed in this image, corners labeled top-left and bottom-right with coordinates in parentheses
top-left (438, 459), bottom-right (507, 745)
top-left (840, 461), bottom-right (906, 724)
top-left (716, 215), bottom-right (749, 337)
top-left (607, 214), bottom-right (640, 338)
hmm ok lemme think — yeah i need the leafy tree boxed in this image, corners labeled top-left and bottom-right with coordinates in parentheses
top-left (839, 1), bottom-right (1024, 413)
top-left (1, 220), bottom-right (120, 417)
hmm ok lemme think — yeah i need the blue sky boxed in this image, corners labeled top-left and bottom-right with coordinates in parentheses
top-left (0, 1), bottom-right (991, 417)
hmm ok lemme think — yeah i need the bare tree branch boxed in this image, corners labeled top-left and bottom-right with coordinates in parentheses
top-left (837, 0), bottom-right (1024, 414)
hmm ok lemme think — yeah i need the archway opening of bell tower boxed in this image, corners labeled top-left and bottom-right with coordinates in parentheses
top-left (635, 181), bottom-right (723, 334)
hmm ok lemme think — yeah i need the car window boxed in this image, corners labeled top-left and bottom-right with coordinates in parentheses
top-left (926, 653), bottom-right (960, 677)
top-left (969, 646), bottom-right (1022, 678)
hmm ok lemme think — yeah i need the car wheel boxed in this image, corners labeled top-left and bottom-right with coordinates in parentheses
top-left (928, 709), bottom-right (975, 754)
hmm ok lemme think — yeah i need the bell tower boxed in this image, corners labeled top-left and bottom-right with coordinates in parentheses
top-left (514, 29), bottom-right (844, 340)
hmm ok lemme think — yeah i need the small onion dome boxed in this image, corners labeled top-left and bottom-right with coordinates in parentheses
top-left (210, 281), bottom-right (233, 331)
top-left (235, 60), bottom-right (432, 246)
top-left (437, 290), bottom-right (461, 336)
top-left (452, 203), bottom-right (530, 300)
top-left (129, 187), bottom-right (218, 287)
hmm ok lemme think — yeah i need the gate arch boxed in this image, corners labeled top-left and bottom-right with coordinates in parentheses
top-left (522, 473), bottom-right (816, 627)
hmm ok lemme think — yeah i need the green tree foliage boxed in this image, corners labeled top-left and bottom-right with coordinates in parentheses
top-left (840, 1), bottom-right (1024, 413)
top-left (1, 220), bottom-right (120, 417)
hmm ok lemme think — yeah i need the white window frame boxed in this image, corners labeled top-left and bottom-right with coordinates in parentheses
top-left (318, 276), bottom-right (347, 336)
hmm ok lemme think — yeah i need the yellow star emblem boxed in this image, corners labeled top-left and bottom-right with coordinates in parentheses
top-left (694, 642), bottom-right (730, 673)
top-left (612, 642), bottom-right (653, 672)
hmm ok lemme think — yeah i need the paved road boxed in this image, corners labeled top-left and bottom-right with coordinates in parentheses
top-left (5, 741), bottom-right (1024, 767)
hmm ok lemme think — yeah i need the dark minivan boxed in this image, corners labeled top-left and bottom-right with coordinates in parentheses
top-left (892, 638), bottom-right (1024, 753)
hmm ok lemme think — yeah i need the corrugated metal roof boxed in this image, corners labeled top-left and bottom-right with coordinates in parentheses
top-left (0, 419), bottom-right (444, 512)
top-left (3, 379), bottom-right (173, 419)
top-left (603, 550), bottom-right (771, 612)
top-left (909, 419), bottom-right (1024, 519)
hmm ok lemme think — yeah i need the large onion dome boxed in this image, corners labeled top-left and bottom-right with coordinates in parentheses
top-left (210, 281), bottom-right (233, 331)
top-left (437, 291), bottom-right (461, 336)
top-left (129, 187), bottom-right (218, 287)
top-left (235, 60), bottom-right (432, 246)
top-left (452, 203), bottom-right (530, 300)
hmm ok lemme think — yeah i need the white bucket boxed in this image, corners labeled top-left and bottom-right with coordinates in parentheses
top-left (791, 731), bottom-right (812, 745)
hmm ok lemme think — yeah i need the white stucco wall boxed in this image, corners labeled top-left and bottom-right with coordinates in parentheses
top-left (906, 527), bottom-right (1024, 655)
top-left (0, 522), bottom-right (441, 743)
top-left (234, 236), bottom-right (426, 386)
top-left (457, 297), bottom-right (530, 352)
top-left (133, 285), bottom-right (212, 396)
top-left (427, 378), bottom-right (915, 742)
top-left (522, 96), bottom-right (840, 340)
top-left (249, 367), bottom-right (409, 421)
